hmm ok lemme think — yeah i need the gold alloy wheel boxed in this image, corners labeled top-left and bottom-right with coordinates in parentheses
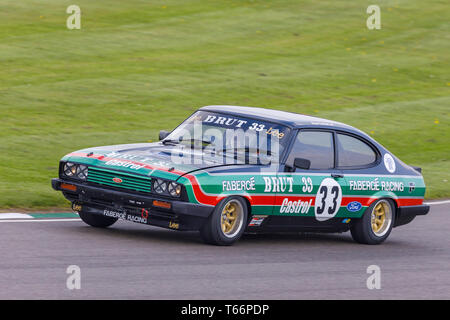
top-left (371, 200), bottom-right (392, 237)
top-left (221, 200), bottom-right (244, 238)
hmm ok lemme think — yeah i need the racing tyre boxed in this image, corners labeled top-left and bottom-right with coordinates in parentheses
top-left (78, 210), bottom-right (118, 228)
top-left (200, 196), bottom-right (248, 246)
top-left (350, 199), bottom-right (395, 245)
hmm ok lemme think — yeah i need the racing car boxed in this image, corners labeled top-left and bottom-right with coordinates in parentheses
top-left (52, 105), bottom-right (429, 245)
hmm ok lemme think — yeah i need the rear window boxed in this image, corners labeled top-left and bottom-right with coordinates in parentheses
top-left (337, 134), bottom-right (377, 167)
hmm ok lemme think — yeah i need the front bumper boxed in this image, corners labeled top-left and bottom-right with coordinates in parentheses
top-left (394, 204), bottom-right (430, 227)
top-left (52, 178), bottom-right (214, 230)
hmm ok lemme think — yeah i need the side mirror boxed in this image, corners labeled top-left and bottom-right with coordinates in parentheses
top-left (159, 130), bottom-right (170, 140)
top-left (293, 158), bottom-right (311, 170)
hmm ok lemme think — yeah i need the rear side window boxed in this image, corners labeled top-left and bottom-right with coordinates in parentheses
top-left (287, 131), bottom-right (334, 170)
top-left (337, 134), bottom-right (377, 168)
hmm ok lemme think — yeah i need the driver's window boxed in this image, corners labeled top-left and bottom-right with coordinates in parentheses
top-left (287, 131), bottom-right (334, 170)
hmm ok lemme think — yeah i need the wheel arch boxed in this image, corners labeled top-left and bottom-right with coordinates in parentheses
top-left (367, 196), bottom-right (398, 220)
top-left (214, 193), bottom-right (253, 222)
top-left (241, 195), bottom-right (253, 222)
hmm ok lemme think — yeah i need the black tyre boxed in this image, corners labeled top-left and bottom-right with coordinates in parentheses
top-left (78, 210), bottom-right (118, 228)
top-left (200, 196), bottom-right (248, 246)
top-left (350, 199), bottom-right (395, 245)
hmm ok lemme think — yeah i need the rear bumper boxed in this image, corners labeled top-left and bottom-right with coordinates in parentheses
top-left (394, 204), bottom-right (430, 227)
top-left (52, 178), bottom-right (214, 230)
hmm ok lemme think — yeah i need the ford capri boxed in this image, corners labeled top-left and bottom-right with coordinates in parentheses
top-left (52, 105), bottom-right (429, 245)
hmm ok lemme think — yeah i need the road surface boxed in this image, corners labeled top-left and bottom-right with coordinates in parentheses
top-left (0, 201), bottom-right (448, 299)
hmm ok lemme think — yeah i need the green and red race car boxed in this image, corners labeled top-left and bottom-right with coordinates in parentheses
top-left (52, 106), bottom-right (429, 245)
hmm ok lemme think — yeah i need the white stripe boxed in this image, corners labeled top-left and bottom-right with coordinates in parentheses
top-left (424, 200), bottom-right (450, 205)
top-left (206, 172), bottom-right (422, 179)
top-left (0, 218), bottom-right (81, 223)
top-left (0, 213), bottom-right (33, 219)
top-left (343, 174), bottom-right (421, 179)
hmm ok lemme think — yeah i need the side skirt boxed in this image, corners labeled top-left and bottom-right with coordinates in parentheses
top-left (246, 216), bottom-right (352, 233)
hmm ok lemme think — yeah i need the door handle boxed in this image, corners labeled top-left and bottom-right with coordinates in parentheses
top-left (331, 173), bottom-right (344, 179)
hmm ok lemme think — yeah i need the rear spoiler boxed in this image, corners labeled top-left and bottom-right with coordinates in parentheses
top-left (411, 166), bottom-right (422, 173)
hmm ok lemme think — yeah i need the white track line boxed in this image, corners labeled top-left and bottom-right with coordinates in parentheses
top-left (0, 218), bottom-right (81, 223)
top-left (0, 213), bottom-right (33, 219)
top-left (424, 200), bottom-right (450, 205)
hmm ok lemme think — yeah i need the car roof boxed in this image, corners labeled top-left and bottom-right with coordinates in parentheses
top-left (200, 105), bottom-right (356, 131)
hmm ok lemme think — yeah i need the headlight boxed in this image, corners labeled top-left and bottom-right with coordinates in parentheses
top-left (153, 179), bottom-right (167, 194)
top-left (152, 179), bottom-right (182, 197)
top-left (62, 162), bottom-right (88, 180)
top-left (168, 181), bottom-right (182, 197)
top-left (76, 165), bottom-right (88, 180)
top-left (63, 162), bottom-right (77, 177)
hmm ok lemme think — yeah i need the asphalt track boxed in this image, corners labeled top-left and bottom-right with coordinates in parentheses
top-left (0, 201), bottom-right (448, 300)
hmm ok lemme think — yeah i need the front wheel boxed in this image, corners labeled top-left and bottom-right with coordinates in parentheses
top-left (78, 210), bottom-right (118, 228)
top-left (200, 197), bottom-right (248, 246)
top-left (350, 199), bottom-right (395, 245)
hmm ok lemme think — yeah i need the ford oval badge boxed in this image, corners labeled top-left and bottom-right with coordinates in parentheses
top-left (347, 201), bottom-right (362, 212)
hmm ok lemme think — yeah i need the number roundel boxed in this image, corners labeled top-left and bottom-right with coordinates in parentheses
top-left (314, 178), bottom-right (342, 221)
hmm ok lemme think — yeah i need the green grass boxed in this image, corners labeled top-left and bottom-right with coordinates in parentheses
top-left (0, 0), bottom-right (448, 208)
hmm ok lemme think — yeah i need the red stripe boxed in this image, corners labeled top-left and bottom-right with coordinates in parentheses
top-left (69, 152), bottom-right (424, 208)
top-left (273, 196), bottom-right (314, 206)
top-left (236, 196), bottom-right (423, 208)
top-left (396, 198), bottom-right (423, 206)
top-left (343, 197), bottom-right (423, 207)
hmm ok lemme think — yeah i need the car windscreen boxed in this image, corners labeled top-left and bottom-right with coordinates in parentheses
top-left (164, 111), bottom-right (291, 165)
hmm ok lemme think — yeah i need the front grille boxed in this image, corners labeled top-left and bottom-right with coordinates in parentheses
top-left (87, 167), bottom-right (152, 193)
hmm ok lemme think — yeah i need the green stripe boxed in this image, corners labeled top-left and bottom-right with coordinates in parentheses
top-left (29, 212), bottom-right (79, 219)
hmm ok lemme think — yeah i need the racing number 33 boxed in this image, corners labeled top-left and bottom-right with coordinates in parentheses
top-left (317, 185), bottom-right (339, 214)
top-left (314, 178), bottom-right (343, 221)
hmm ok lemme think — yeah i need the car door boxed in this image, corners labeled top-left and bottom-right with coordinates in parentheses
top-left (334, 132), bottom-right (380, 216)
top-left (273, 129), bottom-right (347, 222)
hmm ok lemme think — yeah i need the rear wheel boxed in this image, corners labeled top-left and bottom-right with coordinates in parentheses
top-left (200, 197), bottom-right (248, 246)
top-left (78, 210), bottom-right (118, 228)
top-left (350, 199), bottom-right (395, 245)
